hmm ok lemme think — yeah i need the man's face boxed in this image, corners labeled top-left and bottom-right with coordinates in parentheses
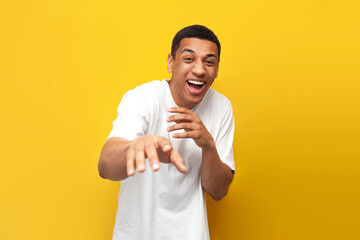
top-left (167, 38), bottom-right (219, 109)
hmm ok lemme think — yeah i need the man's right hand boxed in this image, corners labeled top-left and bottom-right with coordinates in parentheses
top-left (99, 135), bottom-right (186, 181)
top-left (125, 135), bottom-right (187, 176)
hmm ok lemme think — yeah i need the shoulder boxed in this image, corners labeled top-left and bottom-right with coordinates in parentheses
top-left (118, 80), bottom-right (166, 116)
top-left (121, 80), bottom-right (165, 103)
top-left (136, 80), bottom-right (164, 91)
top-left (127, 80), bottom-right (164, 96)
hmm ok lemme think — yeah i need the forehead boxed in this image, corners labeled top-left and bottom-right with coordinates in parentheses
top-left (177, 38), bottom-right (218, 58)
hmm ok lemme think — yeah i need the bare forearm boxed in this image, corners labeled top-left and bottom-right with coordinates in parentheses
top-left (201, 142), bottom-right (234, 201)
top-left (98, 137), bottom-right (130, 181)
top-left (98, 136), bottom-right (187, 181)
top-left (166, 107), bottom-right (234, 200)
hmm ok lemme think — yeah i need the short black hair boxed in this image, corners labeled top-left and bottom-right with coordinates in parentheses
top-left (171, 25), bottom-right (221, 61)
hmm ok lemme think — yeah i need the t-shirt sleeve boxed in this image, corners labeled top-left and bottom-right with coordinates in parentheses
top-left (216, 102), bottom-right (235, 172)
top-left (107, 89), bottom-right (149, 141)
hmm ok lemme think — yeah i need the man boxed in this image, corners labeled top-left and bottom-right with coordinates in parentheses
top-left (98, 25), bottom-right (235, 240)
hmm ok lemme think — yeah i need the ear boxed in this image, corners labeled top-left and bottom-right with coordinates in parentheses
top-left (167, 53), bottom-right (173, 73)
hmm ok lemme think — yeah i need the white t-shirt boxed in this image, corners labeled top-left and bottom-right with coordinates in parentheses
top-left (108, 80), bottom-right (235, 240)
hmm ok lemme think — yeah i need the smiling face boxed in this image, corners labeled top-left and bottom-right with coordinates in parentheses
top-left (167, 38), bottom-right (219, 109)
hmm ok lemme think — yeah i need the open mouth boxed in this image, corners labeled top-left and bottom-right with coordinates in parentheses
top-left (186, 80), bottom-right (206, 92)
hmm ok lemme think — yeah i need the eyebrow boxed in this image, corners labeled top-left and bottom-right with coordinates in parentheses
top-left (206, 53), bottom-right (218, 59)
top-left (180, 48), bottom-right (218, 59)
top-left (181, 48), bottom-right (195, 54)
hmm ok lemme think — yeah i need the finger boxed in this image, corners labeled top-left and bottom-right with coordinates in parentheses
top-left (126, 148), bottom-right (136, 176)
top-left (157, 137), bottom-right (172, 153)
top-left (172, 131), bottom-right (200, 139)
top-left (169, 150), bottom-right (187, 173)
top-left (168, 107), bottom-right (193, 114)
top-left (135, 147), bottom-right (146, 172)
top-left (167, 114), bottom-right (193, 123)
top-left (144, 142), bottom-right (160, 171)
top-left (167, 122), bottom-right (193, 132)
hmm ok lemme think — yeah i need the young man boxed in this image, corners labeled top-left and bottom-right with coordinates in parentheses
top-left (98, 25), bottom-right (235, 240)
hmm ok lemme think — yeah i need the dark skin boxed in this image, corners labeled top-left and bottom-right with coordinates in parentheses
top-left (167, 107), bottom-right (234, 200)
top-left (98, 38), bottom-right (234, 200)
top-left (98, 135), bottom-right (186, 181)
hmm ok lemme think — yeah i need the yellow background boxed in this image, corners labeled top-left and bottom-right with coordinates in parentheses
top-left (1, 0), bottom-right (359, 239)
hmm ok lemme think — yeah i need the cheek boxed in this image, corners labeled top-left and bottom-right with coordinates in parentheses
top-left (210, 68), bottom-right (218, 78)
top-left (176, 63), bottom-right (192, 72)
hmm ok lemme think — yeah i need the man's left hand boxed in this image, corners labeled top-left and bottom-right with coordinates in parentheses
top-left (167, 107), bottom-right (215, 149)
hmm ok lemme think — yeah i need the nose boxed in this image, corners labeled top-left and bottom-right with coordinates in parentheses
top-left (192, 60), bottom-right (206, 77)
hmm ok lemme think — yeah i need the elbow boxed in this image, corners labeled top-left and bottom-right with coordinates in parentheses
top-left (98, 144), bottom-right (116, 180)
top-left (98, 154), bottom-right (124, 181)
top-left (98, 167), bottom-right (107, 179)
top-left (202, 174), bottom-right (233, 201)
top-left (203, 183), bottom-right (229, 201)
top-left (98, 155), bottom-right (111, 180)
top-left (212, 195), bottom-right (223, 201)
top-left (98, 159), bottom-right (107, 179)
top-left (210, 187), bottom-right (229, 201)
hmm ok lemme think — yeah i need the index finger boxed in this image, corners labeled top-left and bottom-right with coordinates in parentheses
top-left (168, 107), bottom-right (193, 114)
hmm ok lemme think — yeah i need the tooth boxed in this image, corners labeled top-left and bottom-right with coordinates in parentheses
top-left (188, 80), bottom-right (204, 85)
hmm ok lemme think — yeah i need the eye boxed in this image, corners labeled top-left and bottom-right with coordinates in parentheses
top-left (205, 60), bottom-right (215, 66)
top-left (184, 57), bottom-right (193, 63)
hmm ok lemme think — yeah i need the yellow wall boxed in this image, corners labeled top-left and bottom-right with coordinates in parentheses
top-left (1, 0), bottom-right (359, 239)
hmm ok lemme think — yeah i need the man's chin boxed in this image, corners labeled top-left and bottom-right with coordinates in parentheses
top-left (184, 96), bottom-right (204, 109)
